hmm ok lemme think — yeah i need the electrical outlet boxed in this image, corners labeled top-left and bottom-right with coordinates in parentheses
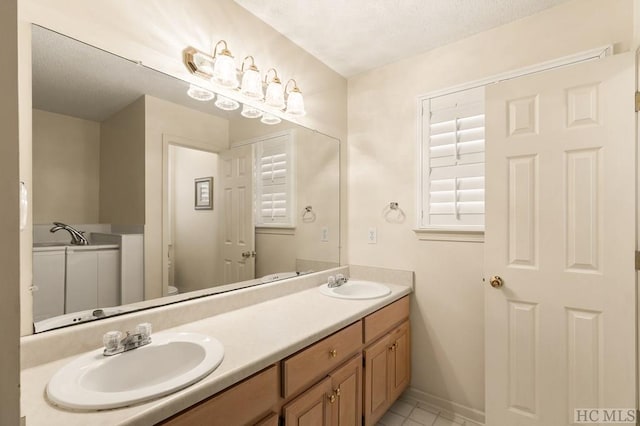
top-left (321, 226), bottom-right (329, 242)
top-left (368, 227), bottom-right (377, 244)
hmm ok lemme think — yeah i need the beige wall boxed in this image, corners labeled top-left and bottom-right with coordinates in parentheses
top-left (32, 109), bottom-right (101, 224)
top-left (99, 97), bottom-right (146, 225)
top-left (1, 0), bottom-right (21, 422)
top-left (145, 95), bottom-right (229, 300)
top-left (347, 0), bottom-right (633, 416)
top-left (170, 146), bottom-right (220, 292)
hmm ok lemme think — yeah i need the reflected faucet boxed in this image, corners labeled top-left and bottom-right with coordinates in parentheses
top-left (49, 222), bottom-right (89, 245)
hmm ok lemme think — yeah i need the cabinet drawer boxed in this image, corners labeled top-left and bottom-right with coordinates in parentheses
top-left (160, 365), bottom-right (279, 426)
top-left (283, 321), bottom-right (363, 398)
top-left (364, 296), bottom-right (409, 343)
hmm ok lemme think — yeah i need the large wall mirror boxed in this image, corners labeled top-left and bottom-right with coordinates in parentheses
top-left (30, 25), bottom-right (340, 333)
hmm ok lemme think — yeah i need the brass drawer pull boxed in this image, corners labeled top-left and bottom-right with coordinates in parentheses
top-left (329, 349), bottom-right (337, 358)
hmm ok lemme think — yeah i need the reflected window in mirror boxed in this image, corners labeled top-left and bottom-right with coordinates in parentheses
top-left (255, 131), bottom-right (295, 228)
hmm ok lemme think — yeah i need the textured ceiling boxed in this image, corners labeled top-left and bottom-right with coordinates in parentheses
top-left (233, 0), bottom-right (571, 77)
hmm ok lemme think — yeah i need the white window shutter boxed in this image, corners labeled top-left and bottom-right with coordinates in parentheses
top-left (255, 133), bottom-right (295, 226)
top-left (422, 86), bottom-right (485, 230)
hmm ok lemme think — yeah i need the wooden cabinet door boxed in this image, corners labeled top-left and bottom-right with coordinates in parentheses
top-left (363, 334), bottom-right (391, 426)
top-left (388, 321), bottom-right (410, 402)
top-left (283, 376), bottom-right (333, 426)
top-left (255, 412), bottom-right (279, 426)
top-left (160, 366), bottom-right (278, 426)
top-left (329, 354), bottom-right (362, 426)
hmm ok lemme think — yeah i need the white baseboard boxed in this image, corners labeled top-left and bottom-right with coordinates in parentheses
top-left (402, 387), bottom-right (485, 425)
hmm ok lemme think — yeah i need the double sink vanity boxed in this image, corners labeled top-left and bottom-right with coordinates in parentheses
top-left (20, 266), bottom-right (413, 425)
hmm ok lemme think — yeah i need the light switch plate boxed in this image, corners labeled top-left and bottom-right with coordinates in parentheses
top-left (321, 226), bottom-right (329, 242)
top-left (368, 227), bottom-right (377, 244)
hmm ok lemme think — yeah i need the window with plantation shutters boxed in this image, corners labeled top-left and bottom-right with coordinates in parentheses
top-left (255, 132), bottom-right (295, 227)
top-left (421, 86), bottom-right (485, 231)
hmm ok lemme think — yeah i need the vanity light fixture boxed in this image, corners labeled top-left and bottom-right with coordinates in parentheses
top-left (187, 84), bottom-right (215, 102)
top-left (284, 79), bottom-right (306, 117)
top-left (211, 40), bottom-right (239, 89)
top-left (184, 44), bottom-right (308, 117)
top-left (240, 56), bottom-right (263, 100)
top-left (214, 95), bottom-right (240, 111)
top-left (261, 113), bottom-right (282, 125)
top-left (264, 68), bottom-right (285, 109)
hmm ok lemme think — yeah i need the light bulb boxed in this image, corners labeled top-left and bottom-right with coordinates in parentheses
top-left (241, 104), bottom-right (263, 118)
top-left (187, 84), bottom-right (215, 102)
top-left (215, 95), bottom-right (240, 111)
top-left (240, 67), bottom-right (263, 99)
top-left (286, 90), bottom-right (306, 116)
top-left (261, 113), bottom-right (281, 125)
top-left (265, 80), bottom-right (285, 109)
top-left (212, 54), bottom-right (238, 88)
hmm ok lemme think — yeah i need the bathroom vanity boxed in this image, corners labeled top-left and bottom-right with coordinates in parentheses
top-left (20, 266), bottom-right (412, 426)
top-left (160, 296), bottom-right (410, 426)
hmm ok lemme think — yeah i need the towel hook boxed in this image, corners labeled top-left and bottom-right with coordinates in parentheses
top-left (302, 205), bottom-right (316, 222)
top-left (383, 201), bottom-right (405, 223)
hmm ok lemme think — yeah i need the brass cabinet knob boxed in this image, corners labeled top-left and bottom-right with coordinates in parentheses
top-left (489, 276), bottom-right (504, 288)
top-left (328, 393), bottom-right (336, 403)
top-left (388, 343), bottom-right (397, 352)
top-left (329, 349), bottom-right (337, 358)
top-left (335, 387), bottom-right (341, 397)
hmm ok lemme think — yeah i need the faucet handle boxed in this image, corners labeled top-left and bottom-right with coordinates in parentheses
top-left (327, 276), bottom-right (336, 286)
top-left (103, 331), bottom-right (122, 351)
top-left (136, 323), bottom-right (152, 340)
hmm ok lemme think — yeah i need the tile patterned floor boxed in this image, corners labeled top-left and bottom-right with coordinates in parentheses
top-left (377, 397), bottom-right (484, 426)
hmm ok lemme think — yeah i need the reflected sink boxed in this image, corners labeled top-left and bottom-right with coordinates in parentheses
top-left (318, 280), bottom-right (391, 300)
top-left (47, 331), bottom-right (224, 410)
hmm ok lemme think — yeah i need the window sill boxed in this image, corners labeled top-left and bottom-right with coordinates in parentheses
top-left (256, 226), bottom-right (296, 236)
top-left (413, 228), bottom-right (484, 243)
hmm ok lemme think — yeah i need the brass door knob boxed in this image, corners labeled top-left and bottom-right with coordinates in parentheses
top-left (329, 349), bottom-right (337, 358)
top-left (489, 276), bottom-right (504, 288)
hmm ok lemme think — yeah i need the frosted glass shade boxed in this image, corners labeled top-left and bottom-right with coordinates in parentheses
top-left (265, 81), bottom-right (285, 109)
top-left (212, 54), bottom-right (238, 88)
top-left (214, 95), bottom-right (240, 111)
top-left (286, 90), bottom-right (306, 116)
top-left (261, 114), bottom-right (281, 125)
top-left (240, 68), bottom-right (263, 99)
top-left (241, 104), bottom-right (263, 119)
top-left (187, 84), bottom-right (215, 102)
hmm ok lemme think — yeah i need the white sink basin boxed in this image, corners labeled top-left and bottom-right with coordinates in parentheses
top-left (318, 280), bottom-right (391, 300)
top-left (47, 331), bottom-right (224, 410)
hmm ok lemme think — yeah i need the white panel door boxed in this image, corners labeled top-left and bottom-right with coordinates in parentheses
top-left (221, 145), bottom-right (255, 284)
top-left (485, 53), bottom-right (636, 425)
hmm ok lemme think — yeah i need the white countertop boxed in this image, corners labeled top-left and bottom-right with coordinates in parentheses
top-left (33, 243), bottom-right (119, 252)
top-left (21, 279), bottom-right (412, 426)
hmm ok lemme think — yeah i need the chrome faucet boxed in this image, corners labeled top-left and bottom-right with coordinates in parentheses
top-left (103, 323), bottom-right (152, 356)
top-left (49, 222), bottom-right (89, 245)
top-left (327, 274), bottom-right (349, 288)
